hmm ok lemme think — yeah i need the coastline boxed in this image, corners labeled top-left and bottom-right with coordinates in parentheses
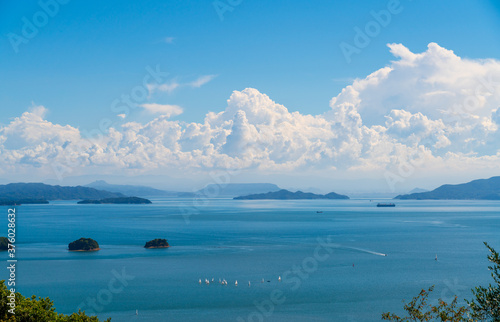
top-left (68, 248), bottom-right (101, 252)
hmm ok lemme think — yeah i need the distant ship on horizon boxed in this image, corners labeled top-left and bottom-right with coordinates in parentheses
top-left (377, 203), bottom-right (396, 207)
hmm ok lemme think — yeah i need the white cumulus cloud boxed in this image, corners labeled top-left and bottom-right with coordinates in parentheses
top-left (1, 43), bottom-right (500, 185)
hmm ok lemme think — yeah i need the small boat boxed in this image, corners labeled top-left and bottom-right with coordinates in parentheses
top-left (261, 278), bottom-right (264, 283)
top-left (316, 211), bottom-right (323, 213)
top-left (199, 279), bottom-right (201, 284)
top-left (278, 276), bottom-right (281, 282)
top-left (435, 254), bottom-right (438, 261)
top-left (235, 280), bottom-right (238, 286)
top-left (377, 203), bottom-right (396, 207)
top-left (136, 309), bottom-right (138, 315)
top-left (248, 281), bottom-right (251, 287)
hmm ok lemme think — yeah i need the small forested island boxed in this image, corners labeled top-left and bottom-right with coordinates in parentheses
top-left (234, 189), bottom-right (350, 200)
top-left (77, 197), bottom-right (152, 204)
top-left (68, 238), bottom-right (100, 251)
top-left (144, 238), bottom-right (170, 249)
top-left (0, 199), bottom-right (49, 206)
top-left (0, 237), bottom-right (8, 251)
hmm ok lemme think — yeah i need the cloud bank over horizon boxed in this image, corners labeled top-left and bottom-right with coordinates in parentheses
top-left (1, 43), bottom-right (500, 188)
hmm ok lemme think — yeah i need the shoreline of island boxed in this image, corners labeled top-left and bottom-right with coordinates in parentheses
top-left (68, 248), bottom-right (101, 252)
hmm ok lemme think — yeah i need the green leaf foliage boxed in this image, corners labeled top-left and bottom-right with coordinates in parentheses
top-left (467, 242), bottom-right (500, 320)
top-left (144, 238), bottom-right (169, 248)
top-left (0, 280), bottom-right (110, 321)
top-left (382, 242), bottom-right (500, 321)
top-left (381, 286), bottom-right (470, 321)
top-left (68, 238), bottom-right (99, 251)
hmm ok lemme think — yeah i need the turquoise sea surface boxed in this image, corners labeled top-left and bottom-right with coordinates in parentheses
top-left (1, 199), bottom-right (499, 321)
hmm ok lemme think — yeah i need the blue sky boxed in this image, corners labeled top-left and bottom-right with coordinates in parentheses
top-left (2, 0), bottom-right (499, 127)
top-left (1, 0), bottom-right (500, 192)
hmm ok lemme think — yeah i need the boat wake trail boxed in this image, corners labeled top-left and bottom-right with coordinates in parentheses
top-left (321, 243), bottom-right (387, 257)
top-left (337, 245), bottom-right (387, 257)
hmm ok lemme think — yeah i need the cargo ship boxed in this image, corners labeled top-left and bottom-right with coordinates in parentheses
top-left (377, 203), bottom-right (396, 207)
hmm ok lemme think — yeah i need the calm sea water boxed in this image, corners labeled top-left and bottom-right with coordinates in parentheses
top-left (1, 199), bottom-right (499, 321)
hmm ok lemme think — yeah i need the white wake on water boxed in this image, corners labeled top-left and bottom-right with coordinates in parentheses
top-left (327, 243), bottom-right (387, 256)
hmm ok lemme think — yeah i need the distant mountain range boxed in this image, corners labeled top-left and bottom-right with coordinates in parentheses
top-left (0, 183), bottom-right (123, 201)
top-left (84, 181), bottom-right (280, 198)
top-left (408, 188), bottom-right (429, 194)
top-left (395, 176), bottom-right (500, 200)
top-left (84, 180), bottom-right (180, 197)
top-left (234, 189), bottom-right (349, 200)
top-left (197, 183), bottom-right (280, 198)
top-left (5, 177), bottom-right (498, 202)
top-left (0, 182), bottom-right (284, 202)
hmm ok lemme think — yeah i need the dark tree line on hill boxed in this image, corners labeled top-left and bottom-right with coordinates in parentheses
top-left (0, 183), bottom-right (124, 200)
top-left (396, 177), bottom-right (500, 200)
